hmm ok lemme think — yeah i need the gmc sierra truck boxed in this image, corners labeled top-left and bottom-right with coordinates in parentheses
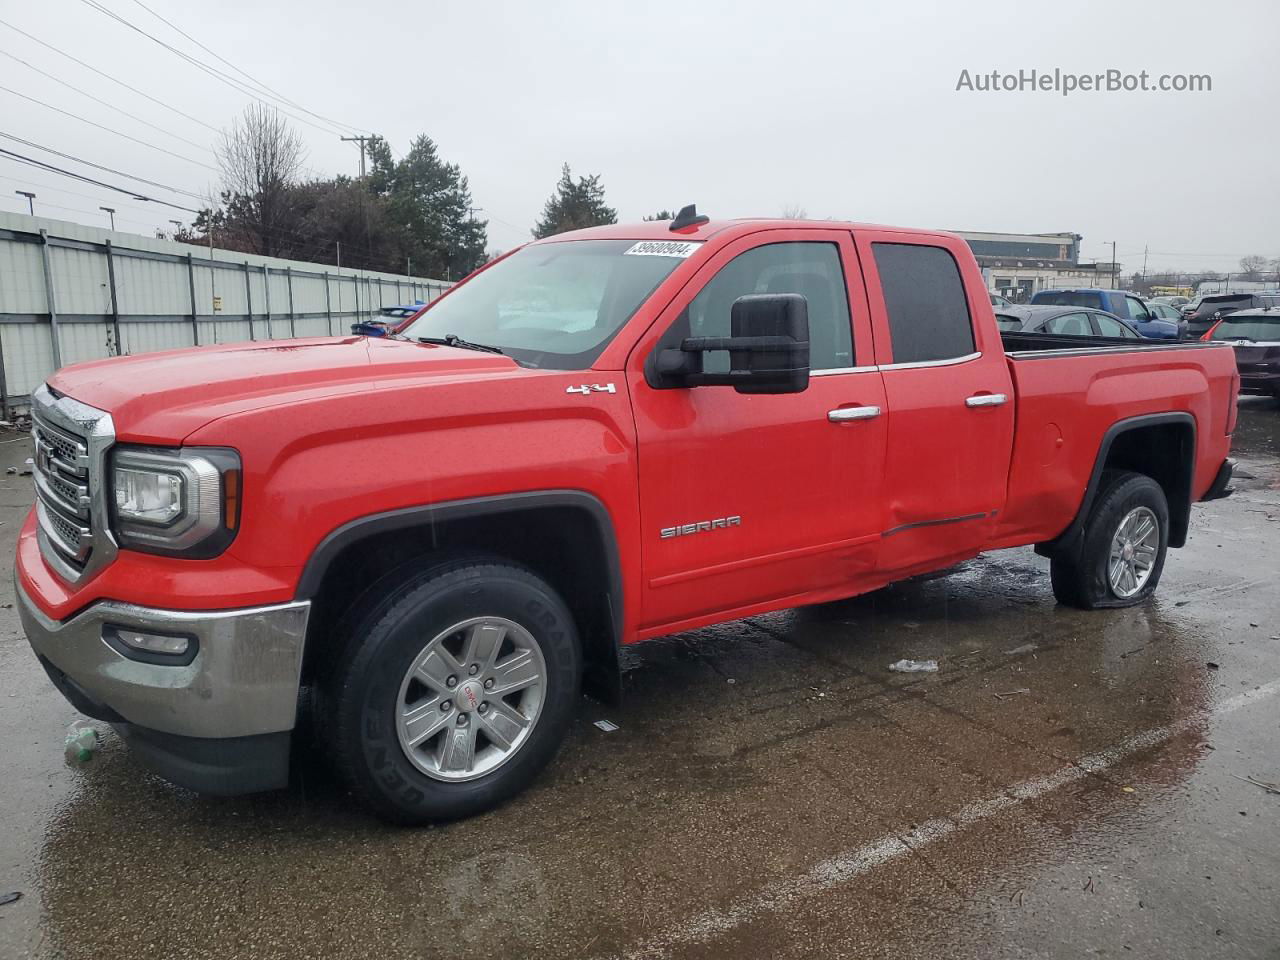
top-left (17, 209), bottom-right (1238, 823)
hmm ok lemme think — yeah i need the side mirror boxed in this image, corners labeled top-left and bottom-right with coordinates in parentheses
top-left (654, 293), bottom-right (810, 394)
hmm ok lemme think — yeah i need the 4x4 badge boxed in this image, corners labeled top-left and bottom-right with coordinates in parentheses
top-left (565, 383), bottom-right (617, 395)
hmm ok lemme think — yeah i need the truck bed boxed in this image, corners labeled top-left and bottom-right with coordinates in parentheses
top-left (990, 332), bottom-right (1238, 551)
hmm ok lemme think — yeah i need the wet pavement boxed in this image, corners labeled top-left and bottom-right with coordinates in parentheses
top-left (1, 398), bottom-right (1278, 959)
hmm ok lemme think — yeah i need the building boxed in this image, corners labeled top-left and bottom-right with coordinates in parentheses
top-left (950, 230), bottom-right (1119, 302)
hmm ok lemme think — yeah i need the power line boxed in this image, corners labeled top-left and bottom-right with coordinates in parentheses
top-left (78, 0), bottom-right (353, 138)
top-left (0, 48), bottom-right (214, 155)
top-left (0, 17), bottom-right (221, 134)
top-left (126, 0), bottom-right (366, 135)
top-left (0, 148), bottom-right (202, 212)
top-left (0, 83), bottom-right (219, 171)
top-left (0, 131), bottom-right (207, 200)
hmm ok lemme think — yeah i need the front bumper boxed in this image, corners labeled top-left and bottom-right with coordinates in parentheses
top-left (18, 578), bottom-right (310, 794)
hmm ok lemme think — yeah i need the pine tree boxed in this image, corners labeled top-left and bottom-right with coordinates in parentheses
top-left (643, 210), bottom-right (675, 221)
top-left (532, 164), bottom-right (618, 238)
top-left (385, 135), bottom-right (488, 279)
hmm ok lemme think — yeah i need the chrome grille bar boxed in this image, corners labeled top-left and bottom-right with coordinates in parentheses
top-left (30, 384), bottom-right (116, 584)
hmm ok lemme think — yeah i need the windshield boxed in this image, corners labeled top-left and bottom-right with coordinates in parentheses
top-left (1212, 316), bottom-right (1280, 341)
top-left (400, 239), bottom-right (694, 368)
top-left (1034, 291), bottom-right (1103, 309)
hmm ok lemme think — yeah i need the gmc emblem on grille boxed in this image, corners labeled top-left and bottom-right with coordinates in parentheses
top-left (660, 516), bottom-right (742, 539)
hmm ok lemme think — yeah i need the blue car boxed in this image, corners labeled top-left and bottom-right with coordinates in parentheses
top-left (351, 302), bottom-right (427, 337)
top-left (1030, 289), bottom-right (1183, 339)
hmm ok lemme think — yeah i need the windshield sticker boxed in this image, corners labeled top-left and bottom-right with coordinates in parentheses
top-left (623, 240), bottom-right (702, 258)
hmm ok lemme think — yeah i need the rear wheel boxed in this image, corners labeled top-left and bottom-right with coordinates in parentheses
top-left (324, 559), bottom-right (580, 824)
top-left (1050, 470), bottom-right (1169, 609)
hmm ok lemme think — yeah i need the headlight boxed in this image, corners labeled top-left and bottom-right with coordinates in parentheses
top-left (110, 447), bottom-right (241, 557)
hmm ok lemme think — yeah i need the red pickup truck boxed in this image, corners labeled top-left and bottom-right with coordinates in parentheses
top-left (17, 210), bottom-right (1237, 823)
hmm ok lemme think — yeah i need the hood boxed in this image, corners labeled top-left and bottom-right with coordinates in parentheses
top-left (48, 336), bottom-right (518, 443)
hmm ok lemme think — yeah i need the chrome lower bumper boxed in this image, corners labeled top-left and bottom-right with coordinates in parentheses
top-left (17, 579), bottom-right (310, 740)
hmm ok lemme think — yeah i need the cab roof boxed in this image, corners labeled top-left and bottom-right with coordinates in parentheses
top-left (535, 218), bottom-right (963, 245)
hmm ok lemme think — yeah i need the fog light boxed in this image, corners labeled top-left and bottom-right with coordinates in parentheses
top-left (103, 625), bottom-right (197, 665)
top-left (118, 630), bottom-right (189, 655)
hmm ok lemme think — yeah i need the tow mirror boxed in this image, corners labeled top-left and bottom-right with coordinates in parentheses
top-left (654, 293), bottom-right (810, 394)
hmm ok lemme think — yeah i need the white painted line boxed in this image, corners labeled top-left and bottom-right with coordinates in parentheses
top-left (611, 678), bottom-right (1280, 960)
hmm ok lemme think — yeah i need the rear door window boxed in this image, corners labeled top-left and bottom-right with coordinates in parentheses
top-left (872, 243), bottom-right (976, 363)
top-left (1043, 312), bottom-right (1093, 335)
top-left (1034, 291), bottom-right (1103, 310)
top-left (1095, 315), bottom-right (1140, 338)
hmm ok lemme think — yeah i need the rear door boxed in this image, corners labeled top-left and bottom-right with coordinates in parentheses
top-left (854, 231), bottom-right (1015, 576)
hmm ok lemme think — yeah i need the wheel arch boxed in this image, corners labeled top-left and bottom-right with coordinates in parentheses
top-left (296, 491), bottom-right (624, 704)
top-left (1036, 412), bottom-right (1196, 560)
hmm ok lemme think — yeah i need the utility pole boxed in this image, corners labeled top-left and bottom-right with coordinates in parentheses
top-left (169, 219), bottom-right (182, 240)
top-left (15, 190), bottom-right (34, 215)
top-left (1141, 245), bottom-right (1148, 287)
top-left (340, 135), bottom-right (373, 178)
top-left (1111, 241), bottom-right (1117, 289)
top-left (341, 136), bottom-right (375, 264)
top-left (99, 206), bottom-right (116, 230)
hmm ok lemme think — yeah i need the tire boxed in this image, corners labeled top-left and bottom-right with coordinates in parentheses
top-left (1050, 470), bottom-right (1169, 610)
top-left (323, 558), bottom-right (580, 824)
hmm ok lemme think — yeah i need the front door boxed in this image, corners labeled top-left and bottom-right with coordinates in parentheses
top-left (627, 230), bottom-right (887, 634)
top-left (854, 230), bottom-right (1015, 576)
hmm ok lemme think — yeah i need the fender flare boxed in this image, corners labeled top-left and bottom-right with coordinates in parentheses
top-left (295, 490), bottom-right (625, 698)
top-left (1035, 412), bottom-right (1196, 560)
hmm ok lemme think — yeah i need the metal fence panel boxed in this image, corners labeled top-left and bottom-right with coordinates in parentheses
top-left (120, 320), bottom-right (196, 356)
top-left (0, 237), bottom-right (47, 314)
top-left (0, 324), bottom-right (56, 399)
top-left (0, 211), bottom-right (449, 408)
top-left (58, 322), bottom-right (115, 367)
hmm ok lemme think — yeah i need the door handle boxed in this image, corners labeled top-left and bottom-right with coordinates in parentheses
top-left (828, 405), bottom-right (881, 422)
top-left (965, 393), bottom-right (1008, 408)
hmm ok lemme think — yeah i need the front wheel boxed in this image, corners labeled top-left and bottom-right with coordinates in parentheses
top-left (1050, 470), bottom-right (1169, 609)
top-left (326, 560), bottom-right (581, 824)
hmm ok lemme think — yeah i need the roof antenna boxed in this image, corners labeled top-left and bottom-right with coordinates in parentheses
top-left (669, 204), bottom-right (709, 232)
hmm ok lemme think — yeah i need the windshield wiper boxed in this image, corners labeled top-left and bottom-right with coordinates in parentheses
top-left (415, 334), bottom-right (504, 355)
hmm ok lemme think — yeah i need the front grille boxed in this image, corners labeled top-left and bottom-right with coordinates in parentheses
top-left (30, 386), bottom-right (115, 583)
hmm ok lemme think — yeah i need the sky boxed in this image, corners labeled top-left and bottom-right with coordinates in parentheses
top-left (1, 0), bottom-right (1276, 275)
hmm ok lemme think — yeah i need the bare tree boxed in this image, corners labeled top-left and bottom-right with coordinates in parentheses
top-left (1238, 254), bottom-right (1269, 279)
top-left (215, 104), bottom-right (307, 257)
top-left (780, 204), bottom-right (808, 219)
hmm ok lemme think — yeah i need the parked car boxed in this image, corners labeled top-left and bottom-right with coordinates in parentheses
top-left (1182, 292), bottom-right (1280, 339)
top-left (351, 302), bottom-right (427, 337)
top-left (17, 213), bottom-right (1238, 823)
top-left (1152, 296), bottom-right (1190, 309)
top-left (1146, 301), bottom-right (1190, 334)
top-left (1030, 289), bottom-right (1180, 339)
top-left (995, 305), bottom-right (1142, 338)
top-left (1202, 308), bottom-right (1280, 399)
top-left (990, 291), bottom-right (1014, 309)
